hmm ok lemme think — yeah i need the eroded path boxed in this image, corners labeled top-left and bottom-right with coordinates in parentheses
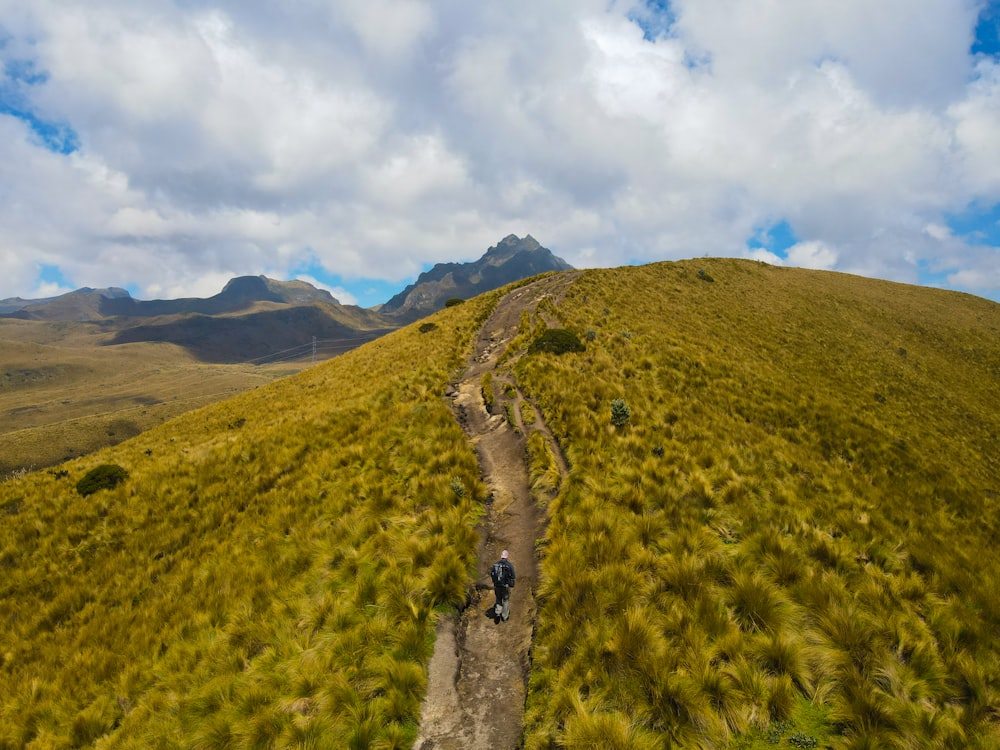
top-left (414, 274), bottom-right (577, 750)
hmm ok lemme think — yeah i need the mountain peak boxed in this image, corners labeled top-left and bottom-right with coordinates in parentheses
top-left (380, 234), bottom-right (573, 322)
top-left (489, 234), bottom-right (543, 258)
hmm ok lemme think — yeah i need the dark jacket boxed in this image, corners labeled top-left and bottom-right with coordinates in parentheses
top-left (491, 559), bottom-right (515, 588)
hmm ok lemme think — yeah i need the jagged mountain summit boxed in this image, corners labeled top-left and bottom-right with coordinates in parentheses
top-left (379, 234), bottom-right (574, 322)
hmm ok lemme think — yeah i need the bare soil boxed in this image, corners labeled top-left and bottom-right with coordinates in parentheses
top-left (414, 274), bottom-right (578, 750)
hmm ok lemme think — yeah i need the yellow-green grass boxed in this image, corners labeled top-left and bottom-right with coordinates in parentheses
top-left (0, 294), bottom-right (497, 748)
top-left (517, 260), bottom-right (1000, 748)
top-left (0, 331), bottom-right (292, 476)
top-left (4, 260), bottom-right (1000, 749)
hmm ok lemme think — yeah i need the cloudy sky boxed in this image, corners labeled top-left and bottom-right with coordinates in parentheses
top-left (1, 0), bottom-right (999, 307)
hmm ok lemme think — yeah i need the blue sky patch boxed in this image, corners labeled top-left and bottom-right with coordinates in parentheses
top-left (3, 57), bottom-right (48, 86)
top-left (0, 103), bottom-right (79, 153)
top-left (36, 263), bottom-right (73, 294)
top-left (748, 219), bottom-right (799, 257)
top-left (627, 0), bottom-right (676, 42)
top-left (1, 52), bottom-right (79, 153)
top-left (946, 201), bottom-right (1000, 245)
top-left (973, 2), bottom-right (1000, 56)
top-left (292, 257), bottom-right (404, 308)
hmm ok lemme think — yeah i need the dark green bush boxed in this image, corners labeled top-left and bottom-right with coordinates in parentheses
top-left (444, 298), bottom-right (464, 307)
top-left (788, 732), bottom-right (819, 748)
top-left (76, 464), bottom-right (129, 497)
top-left (419, 322), bottom-right (438, 333)
top-left (610, 399), bottom-right (631, 428)
top-left (530, 328), bottom-right (585, 355)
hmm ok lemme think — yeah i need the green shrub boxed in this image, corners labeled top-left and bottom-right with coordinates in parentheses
top-left (610, 399), bottom-right (631, 428)
top-left (76, 464), bottom-right (129, 497)
top-left (788, 732), bottom-right (819, 748)
top-left (444, 298), bottom-right (464, 307)
top-left (419, 322), bottom-right (438, 333)
top-left (530, 328), bottom-right (585, 355)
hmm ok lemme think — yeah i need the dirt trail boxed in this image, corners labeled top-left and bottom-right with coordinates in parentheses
top-left (414, 274), bottom-right (578, 750)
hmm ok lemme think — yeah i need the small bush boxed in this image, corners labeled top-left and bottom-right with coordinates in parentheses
top-left (419, 322), bottom-right (438, 333)
top-left (788, 732), bottom-right (819, 748)
top-left (444, 298), bottom-right (464, 307)
top-left (530, 328), bottom-right (585, 355)
top-left (610, 399), bottom-right (631, 429)
top-left (76, 464), bottom-right (129, 497)
top-left (698, 268), bottom-right (715, 282)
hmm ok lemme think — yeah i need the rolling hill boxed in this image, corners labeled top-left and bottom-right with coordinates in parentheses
top-left (1, 259), bottom-right (999, 748)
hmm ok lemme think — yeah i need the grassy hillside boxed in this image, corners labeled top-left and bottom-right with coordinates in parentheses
top-left (0, 330), bottom-right (288, 477)
top-left (2, 259), bottom-right (999, 749)
top-left (0, 295), bottom-right (495, 748)
top-left (514, 260), bottom-right (1000, 748)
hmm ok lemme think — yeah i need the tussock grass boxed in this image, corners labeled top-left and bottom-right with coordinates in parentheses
top-left (519, 260), bottom-right (1000, 748)
top-left (526, 430), bottom-right (562, 502)
top-left (0, 293), bottom-right (497, 747)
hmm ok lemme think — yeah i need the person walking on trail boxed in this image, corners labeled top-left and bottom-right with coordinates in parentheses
top-left (490, 550), bottom-right (516, 623)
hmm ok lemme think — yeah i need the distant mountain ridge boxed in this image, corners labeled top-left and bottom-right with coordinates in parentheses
top-left (0, 234), bottom-right (573, 362)
top-left (0, 276), bottom-right (341, 321)
top-left (0, 235), bottom-right (572, 323)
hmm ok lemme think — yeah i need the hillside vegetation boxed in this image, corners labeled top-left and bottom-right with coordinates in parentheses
top-left (0, 331), bottom-right (290, 477)
top-left (0, 294), bottom-right (496, 748)
top-left (514, 260), bottom-right (1000, 748)
top-left (2, 259), bottom-right (999, 749)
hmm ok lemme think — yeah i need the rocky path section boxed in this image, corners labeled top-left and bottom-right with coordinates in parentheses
top-left (414, 274), bottom-right (578, 750)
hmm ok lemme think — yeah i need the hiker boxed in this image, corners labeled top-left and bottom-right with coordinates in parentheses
top-left (490, 549), bottom-right (516, 622)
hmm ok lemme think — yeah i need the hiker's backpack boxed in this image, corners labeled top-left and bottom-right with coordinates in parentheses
top-left (490, 560), bottom-right (510, 587)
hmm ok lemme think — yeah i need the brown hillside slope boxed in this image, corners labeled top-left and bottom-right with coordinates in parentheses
top-left (0, 330), bottom-right (284, 477)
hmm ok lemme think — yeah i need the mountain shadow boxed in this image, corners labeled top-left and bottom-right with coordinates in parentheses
top-left (109, 304), bottom-right (392, 364)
